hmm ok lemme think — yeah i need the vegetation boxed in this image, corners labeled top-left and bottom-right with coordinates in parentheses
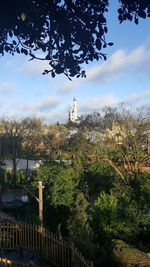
top-left (0, 1), bottom-right (149, 79)
top-left (1, 106), bottom-right (150, 265)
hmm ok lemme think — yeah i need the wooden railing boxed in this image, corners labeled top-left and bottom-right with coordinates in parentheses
top-left (0, 223), bottom-right (93, 267)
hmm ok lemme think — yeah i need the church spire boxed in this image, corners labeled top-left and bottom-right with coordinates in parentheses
top-left (69, 98), bottom-right (78, 122)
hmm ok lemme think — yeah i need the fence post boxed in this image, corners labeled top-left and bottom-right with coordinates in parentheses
top-left (70, 243), bottom-right (75, 267)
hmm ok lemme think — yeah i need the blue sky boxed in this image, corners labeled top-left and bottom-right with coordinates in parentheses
top-left (0, 1), bottom-right (150, 124)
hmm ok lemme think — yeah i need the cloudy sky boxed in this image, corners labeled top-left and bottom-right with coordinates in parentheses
top-left (0, 1), bottom-right (150, 124)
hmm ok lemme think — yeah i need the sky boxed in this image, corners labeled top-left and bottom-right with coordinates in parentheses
top-left (0, 1), bottom-right (150, 124)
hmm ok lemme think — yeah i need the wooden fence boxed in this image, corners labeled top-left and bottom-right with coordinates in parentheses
top-left (0, 223), bottom-right (93, 267)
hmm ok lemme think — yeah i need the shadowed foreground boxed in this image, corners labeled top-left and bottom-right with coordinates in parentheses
top-left (0, 222), bottom-right (93, 267)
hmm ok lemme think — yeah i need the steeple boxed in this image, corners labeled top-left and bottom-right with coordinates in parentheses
top-left (69, 98), bottom-right (78, 122)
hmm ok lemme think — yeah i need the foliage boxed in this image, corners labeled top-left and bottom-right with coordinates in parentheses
top-left (0, 169), bottom-right (10, 188)
top-left (84, 161), bottom-right (115, 195)
top-left (117, 177), bottom-right (150, 245)
top-left (34, 162), bottom-right (81, 208)
top-left (0, 117), bottom-right (44, 183)
top-left (91, 192), bottom-right (123, 246)
top-left (68, 191), bottom-right (96, 259)
top-left (97, 118), bottom-right (150, 181)
top-left (31, 161), bottom-right (84, 231)
top-left (16, 170), bottom-right (26, 184)
top-left (20, 117), bottom-right (44, 162)
top-left (42, 124), bottom-right (68, 159)
top-left (65, 128), bottom-right (94, 167)
top-left (0, 1), bottom-right (149, 79)
top-left (91, 175), bottom-right (150, 252)
top-left (76, 106), bottom-right (132, 131)
top-left (79, 112), bottom-right (103, 130)
top-left (118, 0), bottom-right (150, 23)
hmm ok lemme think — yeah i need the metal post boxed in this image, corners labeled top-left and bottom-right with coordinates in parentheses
top-left (38, 181), bottom-right (43, 226)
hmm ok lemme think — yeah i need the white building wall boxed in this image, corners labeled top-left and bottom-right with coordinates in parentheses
top-left (2, 158), bottom-right (42, 171)
top-left (69, 98), bottom-right (78, 122)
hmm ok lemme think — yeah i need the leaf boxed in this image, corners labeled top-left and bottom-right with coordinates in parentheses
top-left (118, 14), bottom-right (123, 22)
top-left (118, 8), bottom-right (122, 15)
top-left (103, 55), bottom-right (107, 61)
top-left (51, 71), bottom-right (55, 78)
top-left (13, 40), bottom-right (17, 45)
top-left (108, 42), bottom-right (114, 46)
top-left (96, 39), bottom-right (102, 50)
top-left (5, 46), bottom-right (10, 52)
top-left (126, 14), bottom-right (133, 21)
top-left (16, 47), bottom-right (20, 54)
top-left (23, 49), bottom-right (28, 55)
top-left (21, 12), bottom-right (26, 21)
top-left (73, 49), bottom-right (79, 54)
top-left (41, 46), bottom-right (46, 52)
top-left (99, 14), bottom-right (106, 23)
top-left (138, 10), bottom-right (146, 19)
top-left (55, 65), bottom-right (64, 74)
top-left (53, 53), bottom-right (58, 59)
top-left (134, 17), bottom-right (139, 24)
top-left (104, 26), bottom-right (108, 33)
top-left (44, 70), bottom-right (49, 74)
top-left (46, 54), bottom-right (50, 60)
top-left (0, 46), bottom-right (3, 53)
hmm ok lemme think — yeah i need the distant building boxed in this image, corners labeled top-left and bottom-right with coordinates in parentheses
top-left (68, 98), bottom-right (80, 123)
top-left (87, 130), bottom-right (104, 144)
top-left (1, 158), bottom-right (42, 172)
top-left (104, 121), bottom-right (126, 145)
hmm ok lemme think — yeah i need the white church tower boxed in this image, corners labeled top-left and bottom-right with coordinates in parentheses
top-left (69, 98), bottom-right (79, 123)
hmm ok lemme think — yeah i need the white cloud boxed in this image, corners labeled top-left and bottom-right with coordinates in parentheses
top-left (0, 82), bottom-right (15, 94)
top-left (87, 45), bottom-right (149, 84)
top-left (16, 96), bottom-right (61, 113)
top-left (58, 79), bottom-right (79, 94)
top-left (6, 107), bottom-right (67, 124)
top-left (2, 90), bottom-right (150, 124)
top-left (37, 108), bottom-right (68, 124)
top-left (17, 94), bottom-right (118, 122)
top-left (124, 90), bottom-right (150, 104)
top-left (37, 96), bottom-right (62, 112)
top-left (79, 94), bottom-right (119, 113)
top-left (19, 57), bottom-right (50, 77)
top-left (57, 45), bottom-right (150, 93)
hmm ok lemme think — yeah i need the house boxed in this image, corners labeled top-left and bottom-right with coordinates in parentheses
top-left (1, 158), bottom-right (42, 172)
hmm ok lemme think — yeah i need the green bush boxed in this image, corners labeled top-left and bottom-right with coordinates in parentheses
top-left (84, 161), bottom-right (115, 195)
top-left (91, 192), bottom-right (124, 245)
